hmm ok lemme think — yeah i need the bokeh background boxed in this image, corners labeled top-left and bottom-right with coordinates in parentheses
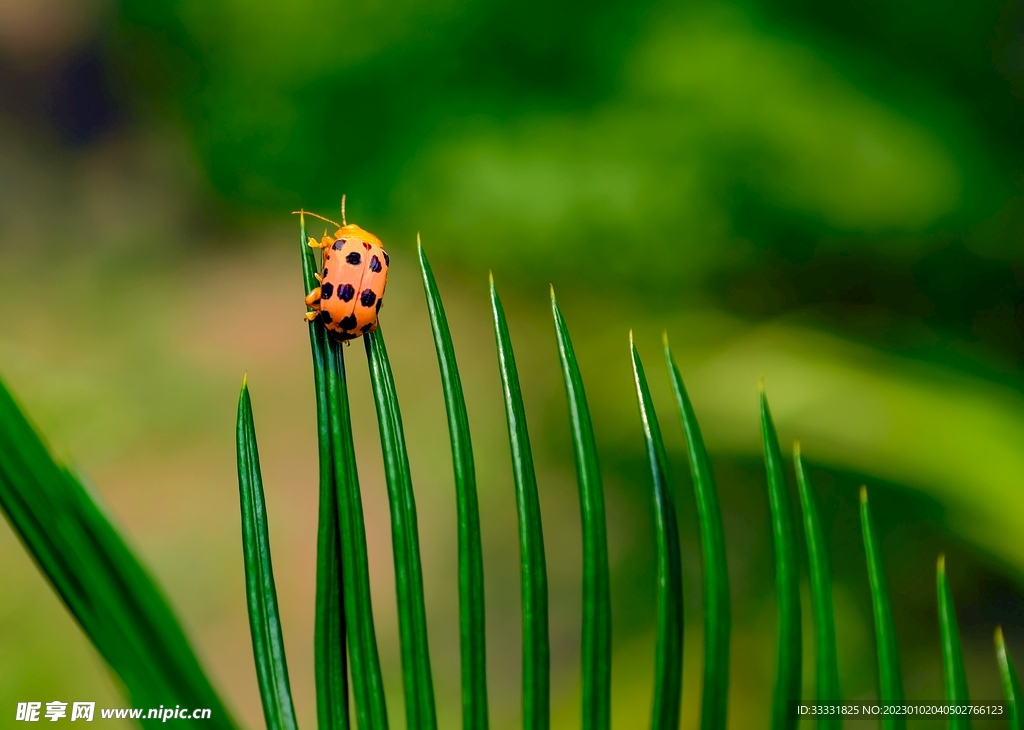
top-left (2, 0), bottom-right (1024, 726)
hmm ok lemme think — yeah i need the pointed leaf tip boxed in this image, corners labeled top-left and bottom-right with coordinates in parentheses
top-left (242, 372), bottom-right (248, 389)
top-left (938, 553), bottom-right (946, 572)
top-left (758, 376), bottom-right (766, 394)
top-left (628, 329), bottom-right (635, 347)
top-left (661, 330), bottom-right (669, 348)
top-left (860, 485), bottom-right (868, 503)
top-left (793, 439), bottom-right (801, 457)
top-left (549, 284), bottom-right (555, 301)
top-left (997, 625), bottom-right (1006, 646)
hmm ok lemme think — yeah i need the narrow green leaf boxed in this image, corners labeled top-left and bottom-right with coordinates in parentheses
top-left (0, 376), bottom-right (237, 728)
top-left (793, 443), bottom-right (841, 727)
top-left (419, 242), bottom-right (488, 730)
top-left (490, 276), bottom-right (549, 730)
top-left (936, 555), bottom-right (970, 730)
top-left (996, 626), bottom-right (1023, 730)
top-left (664, 337), bottom-right (729, 730)
top-left (760, 385), bottom-right (801, 730)
top-left (860, 487), bottom-right (905, 730)
top-left (630, 335), bottom-right (683, 730)
top-left (324, 334), bottom-right (390, 730)
top-left (299, 212), bottom-right (350, 730)
top-left (365, 328), bottom-right (438, 730)
top-left (299, 212), bottom-right (389, 729)
top-left (235, 381), bottom-right (299, 730)
top-left (551, 291), bottom-right (611, 730)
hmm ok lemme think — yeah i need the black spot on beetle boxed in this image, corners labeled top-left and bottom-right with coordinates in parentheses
top-left (360, 289), bottom-right (377, 307)
top-left (322, 268), bottom-right (328, 277)
top-left (338, 283), bottom-right (355, 302)
top-left (339, 314), bottom-right (357, 330)
top-left (346, 251), bottom-right (362, 265)
top-left (332, 239), bottom-right (346, 250)
top-left (363, 241), bottom-right (372, 250)
top-left (321, 310), bottom-right (333, 324)
top-left (320, 282), bottom-right (334, 300)
top-left (362, 323), bottom-right (375, 332)
top-left (382, 251), bottom-right (390, 266)
top-left (375, 298), bottom-right (383, 313)
top-left (369, 255), bottom-right (382, 273)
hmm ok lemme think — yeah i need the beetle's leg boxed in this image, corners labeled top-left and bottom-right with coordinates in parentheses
top-left (304, 287), bottom-right (322, 307)
top-left (304, 311), bottom-right (319, 322)
top-left (314, 272), bottom-right (323, 283)
top-left (308, 235), bottom-right (331, 250)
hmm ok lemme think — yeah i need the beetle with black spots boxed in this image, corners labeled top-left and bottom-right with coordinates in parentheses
top-left (298, 199), bottom-right (389, 342)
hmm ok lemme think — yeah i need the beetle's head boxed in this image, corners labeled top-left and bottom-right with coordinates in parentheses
top-left (333, 224), bottom-right (382, 248)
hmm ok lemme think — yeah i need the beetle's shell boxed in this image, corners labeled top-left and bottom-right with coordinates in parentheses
top-left (319, 224), bottom-right (389, 340)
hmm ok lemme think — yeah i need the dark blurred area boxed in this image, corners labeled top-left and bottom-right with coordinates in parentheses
top-left (3, 0), bottom-right (1024, 727)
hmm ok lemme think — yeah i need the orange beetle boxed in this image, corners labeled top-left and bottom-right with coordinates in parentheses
top-left (298, 198), bottom-right (389, 341)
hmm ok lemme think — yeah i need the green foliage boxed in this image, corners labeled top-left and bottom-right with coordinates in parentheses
top-left (996, 626), bottom-right (1023, 730)
top-left (552, 291), bottom-right (611, 730)
top-left (111, 0), bottom-right (1014, 278)
top-left (300, 213), bottom-right (350, 730)
top-left (303, 215), bottom-right (390, 730)
top-left (937, 555), bottom-right (970, 729)
top-left (630, 336), bottom-right (684, 730)
top-left (664, 337), bottom-right (729, 730)
top-left (794, 443), bottom-right (841, 727)
top-left (419, 242), bottom-right (489, 729)
top-left (235, 381), bottom-right (299, 730)
top-left (34, 10), bottom-right (1024, 716)
top-left (364, 329), bottom-right (437, 730)
top-left (491, 276), bottom-right (551, 730)
top-left (0, 378), bottom-right (236, 728)
top-left (759, 386), bottom-right (802, 730)
top-left (860, 487), bottom-right (906, 730)
top-left (3, 210), bottom-right (1024, 730)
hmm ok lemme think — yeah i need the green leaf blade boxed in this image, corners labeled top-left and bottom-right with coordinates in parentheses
top-left (630, 336), bottom-right (683, 730)
top-left (299, 213), bottom-right (350, 730)
top-left (793, 443), bottom-right (841, 727)
top-left (419, 243), bottom-right (489, 730)
top-left (301, 213), bottom-right (389, 729)
top-left (664, 338), bottom-right (729, 730)
top-left (996, 626), bottom-right (1023, 730)
top-left (860, 487), bottom-right (905, 730)
top-left (760, 387), bottom-right (802, 730)
top-left (235, 382), bottom-right (299, 730)
top-left (364, 328), bottom-right (438, 730)
top-left (0, 376), bottom-right (237, 727)
top-left (551, 291), bottom-right (611, 730)
top-left (490, 277), bottom-right (549, 730)
top-left (324, 334), bottom-right (390, 730)
top-left (936, 555), bottom-right (970, 730)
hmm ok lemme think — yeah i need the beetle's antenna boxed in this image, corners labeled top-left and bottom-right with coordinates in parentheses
top-left (291, 209), bottom-right (341, 228)
top-left (341, 194), bottom-right (347, 226)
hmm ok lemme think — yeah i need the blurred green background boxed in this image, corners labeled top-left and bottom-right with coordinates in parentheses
top-left (2, 0), bottom-right (1024, 726)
